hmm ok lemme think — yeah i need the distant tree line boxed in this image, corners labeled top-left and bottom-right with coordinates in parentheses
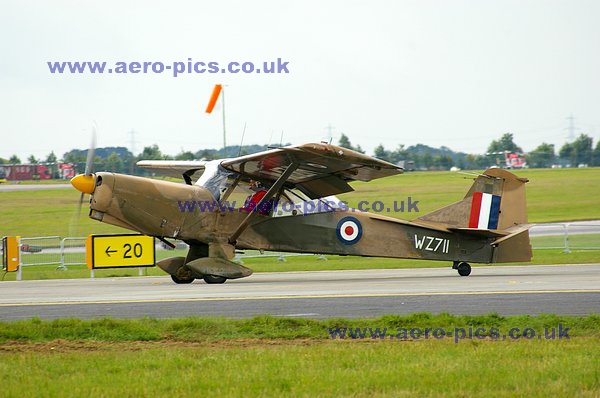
top-left (2, 132), bottom-right (599, 175)
top-left (365, 132), bottom-right (600, 170)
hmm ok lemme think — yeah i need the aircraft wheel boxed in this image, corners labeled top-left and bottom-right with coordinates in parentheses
top-left (457, 262), bottom-right (471, 277)
top-left (171, 274), bottom-right (195, 284)
top-left (203, 275), bottom-right (227, 284)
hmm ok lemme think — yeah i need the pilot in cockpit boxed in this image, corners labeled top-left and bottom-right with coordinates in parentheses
top-left (240, 180), bottom-right (272, 215)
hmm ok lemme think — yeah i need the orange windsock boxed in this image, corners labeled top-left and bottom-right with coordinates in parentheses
top-left (205, 84), bottom-right (222, 114)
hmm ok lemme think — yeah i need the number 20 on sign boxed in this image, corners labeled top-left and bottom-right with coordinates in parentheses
top-left (86, 234), bottom-right (155, 269)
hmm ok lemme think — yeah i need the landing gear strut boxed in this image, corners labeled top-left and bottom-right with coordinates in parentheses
top-left (453, 261), bottom-right (471, 277)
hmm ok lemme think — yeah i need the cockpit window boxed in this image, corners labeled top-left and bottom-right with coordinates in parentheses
top-left (272, 188), bottom-right (341, 217)
top-left (195, 160), bottom-right (235, 200)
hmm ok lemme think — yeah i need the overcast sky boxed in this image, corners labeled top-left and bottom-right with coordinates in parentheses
top-left (1, 0), bottom-right (599, 161)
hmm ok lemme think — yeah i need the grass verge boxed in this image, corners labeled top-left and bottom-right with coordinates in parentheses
top-left (0, 314), bottom-right (598, 397)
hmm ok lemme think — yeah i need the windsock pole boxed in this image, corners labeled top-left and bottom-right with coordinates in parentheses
top-left (221, 87), bottom-right (226, 157)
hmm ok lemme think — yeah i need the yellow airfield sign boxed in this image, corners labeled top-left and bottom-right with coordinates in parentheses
top-left (86, 234), bottom-right (155, 269)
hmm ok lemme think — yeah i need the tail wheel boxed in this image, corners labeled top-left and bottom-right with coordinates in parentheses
top-left (457, 262), bottom-right (471, 276)
top-left (203, 275), bottom-right (227, 284)
top-left (171, 274), bottom-right (195, 284)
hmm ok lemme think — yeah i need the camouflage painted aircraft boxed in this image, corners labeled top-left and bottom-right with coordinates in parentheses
top-left (71, 142), bottom-right (532, 284)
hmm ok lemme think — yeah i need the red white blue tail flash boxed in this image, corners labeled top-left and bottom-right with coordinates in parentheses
top-left (468, 192), bottom-right (501, 229)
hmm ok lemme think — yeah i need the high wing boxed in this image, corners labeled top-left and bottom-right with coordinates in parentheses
top-left (136, 160), bottom-right (208, 183)
top-left (221, 143), bottom-right (402, 198)
top-left (137, 143), bottom-right (402, 198)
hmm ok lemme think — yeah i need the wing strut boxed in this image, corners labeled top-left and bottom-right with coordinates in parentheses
top-left (229, 161), bottom-right (299, 244)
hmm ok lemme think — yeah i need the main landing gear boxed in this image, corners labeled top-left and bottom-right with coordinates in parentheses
top-left (202, 275), bottom-right (227, 284)
top-left (170, 274), bottom-right (227, 284)
top-left (452, 261), bottom-right (471, 277)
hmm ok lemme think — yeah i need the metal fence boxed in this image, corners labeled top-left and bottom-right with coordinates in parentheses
top-left (529, 223), bottom-right (600, 252)
top-left (15, 236), bottom-right (86, 280)
top-left (60, 237), bottom-right (88, 269)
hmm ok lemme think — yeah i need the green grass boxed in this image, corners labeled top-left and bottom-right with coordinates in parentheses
top-left (1, 313), bottom-right (599, 342)
top-left (0, 315), bottom-right (598, 397)
top-left (0, 189), bottom-right (124, 238)
top-left (340, 167), bottom-right (600, 223)
top-left (0, 340), bottom-right (598, 397)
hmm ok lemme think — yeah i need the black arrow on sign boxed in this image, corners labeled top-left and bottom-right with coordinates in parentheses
top-left (105, 246), bottom-right (117, 257)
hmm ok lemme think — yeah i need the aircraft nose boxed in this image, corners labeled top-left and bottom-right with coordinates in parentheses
top-left (70, 174), bottom-right (95, 194)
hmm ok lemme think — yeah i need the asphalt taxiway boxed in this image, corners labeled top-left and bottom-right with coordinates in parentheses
top-left (0, 264), bottom-right (598, 320)
top-left (0, 183), bottom-right (72, 192)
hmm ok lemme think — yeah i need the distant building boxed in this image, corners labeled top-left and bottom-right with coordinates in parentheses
top-left (0, 163), bottom-right (75, 180)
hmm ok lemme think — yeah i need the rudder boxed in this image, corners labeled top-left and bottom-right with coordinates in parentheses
top-left (416, 168), bottom-right (528, 231)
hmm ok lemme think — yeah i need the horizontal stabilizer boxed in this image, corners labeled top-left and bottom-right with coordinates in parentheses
top-left (491, 224), bottom-right (532, 245)
top-left (448, 228), bottom-right (508, 238)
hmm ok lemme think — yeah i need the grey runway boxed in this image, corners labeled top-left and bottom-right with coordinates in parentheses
top-left (0, 184), bottom-right (72, 191)
top-left (0, 264), bottom-right (598, 320)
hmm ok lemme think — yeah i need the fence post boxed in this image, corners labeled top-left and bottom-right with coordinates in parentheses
top-left (16, 237), bottom-right (22, 281)
top-left (58, 238), bottom-right (67, 270)
top-left (563, 223), bottom-right (571, 253)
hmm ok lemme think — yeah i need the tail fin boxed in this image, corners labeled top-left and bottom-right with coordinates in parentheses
top-left (417, 168), bottom-right (528, 231)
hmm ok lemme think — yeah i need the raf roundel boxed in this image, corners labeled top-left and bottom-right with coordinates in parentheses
top-left (336, 217), bottom-right (363, 245)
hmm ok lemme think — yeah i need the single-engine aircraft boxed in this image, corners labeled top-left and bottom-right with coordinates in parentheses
top-left (70, 142), bottom-right (532, 284)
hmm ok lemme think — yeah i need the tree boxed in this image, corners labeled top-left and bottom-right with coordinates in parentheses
top-left (527, 143), bottom-right (555, 168)
top-left (389, 144), bottom-right (408, 164)
top-left (435, 155), bottom-right (454, 169)
top-left (373, 144), bottom-right (391, 162)
top-left (559, 134), bottom-right (593, 166)
top-left (572, 134), bottom-right (593, 165)
top-left (8, 155), bottom-right (21, 164)
top-left (558, 143), bottom-right (573, 165)
top-left (196, 149), bottom-right (217, 160)
top-left (421, 153), bottom-right (433, 169)
top-left (338, 133), bottom-right (352, 149)
top-left (175, 151), bottom-right (196, 160)
top-left (593, 140), bottom-right (600, 167)
top-left (338, 133), bottom-right (365, 153)
top-left (105, 152), bottom-right (124, 173)
top-left (45, 151), bottom-right (59, 178)
top-left (46, 151), bottom-right (57, 163)
top-left (487, 133), bottom-right (523, 154)
top-left (138, 144), bottom-right (164, 160)
top-left (27, 155), bottom-right (39, 164)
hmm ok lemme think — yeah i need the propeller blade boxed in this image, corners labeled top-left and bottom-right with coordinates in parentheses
top-left (69, 191), bottom-right (86, 236)
top-left (84, 125), bottom-right (97, 176)
top-left (70, 125), bottom-right (97, 236)
top-left (77, 191), bottom-right (85, 214)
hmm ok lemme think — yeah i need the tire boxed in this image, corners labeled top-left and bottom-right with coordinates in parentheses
top-left (171, 274), bottom-right (195, 284)
top-left (457, 262), bottom-right (471, 277)
top-left (203, 275), bottom-right (227, 284)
